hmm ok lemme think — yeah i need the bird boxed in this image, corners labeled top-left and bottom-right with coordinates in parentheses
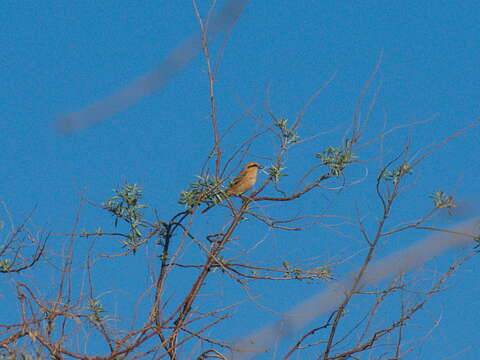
top-left (225, 161), bottom-right (263, 196)
top-left (201, 162), bottom-right (263, 213)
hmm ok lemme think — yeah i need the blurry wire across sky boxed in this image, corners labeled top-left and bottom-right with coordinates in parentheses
top-left (55, 0), bottom-right (249, 134)
top-left (233, 217), bottom-right (480, 359)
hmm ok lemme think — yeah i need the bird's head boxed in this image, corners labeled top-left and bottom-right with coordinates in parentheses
top-left (245, 162), bottom-right (263, 171)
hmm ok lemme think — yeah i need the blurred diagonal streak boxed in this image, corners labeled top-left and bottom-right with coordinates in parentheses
top-left (232, 217), bottom-right (479, 359)
top-left (55, 0), bottom-right (249, 134)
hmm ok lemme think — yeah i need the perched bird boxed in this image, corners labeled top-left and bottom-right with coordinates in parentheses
top-left (202, 162), bottom-right (263, 213)
top-left (226, 161), bottom-right (263, 196)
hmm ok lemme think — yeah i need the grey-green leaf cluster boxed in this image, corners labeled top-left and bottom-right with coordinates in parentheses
top-left (0, 258), bottom-right (12, 271)
top-left (430, 190), bottom-right (456, 214)
top-left (88, 299), bottom-right (106, 323)
top-left (268, 164), bottom-right (287, 184)
top-left (272, 114), bottom-right (300, 148)
top-left (179, 175), bottom-right (226, 209)
top-left (316, 145), bottom-right (356, 177)
top-left (102, 183), bottom-right (147, 251)
top-left (381, 164), bottom-right (412, 185)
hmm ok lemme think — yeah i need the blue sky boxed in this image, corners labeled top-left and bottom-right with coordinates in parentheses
top-left (1, 1), bottom-right (480, 359)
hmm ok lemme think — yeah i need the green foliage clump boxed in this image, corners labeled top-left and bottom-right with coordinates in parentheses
top-left (282, 261), bottom-right (333, 281)
top-left (381, 163), bottom-right (412, 185)
top-left (430, 190), bottom-right (456, 214)
top-left (88, 299), bottom-right (106, 323)
top-left (316, 143), bottom-right (356, 177)
top-left (267, 164), bottom-right (287, 185)
top-left (102, 183), bottom-right (147, 251)
top-left (179, 175), bottom-right (226, 209)
top-left (274, 118), bottom-right (300, 147)
top-left (271, 113), bottom-right (300, 148)
top-left (0, 258), bottom-right (12, 272)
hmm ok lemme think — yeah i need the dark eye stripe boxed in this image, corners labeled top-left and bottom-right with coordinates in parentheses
top-left (247, 164), bottom-right (258, 168)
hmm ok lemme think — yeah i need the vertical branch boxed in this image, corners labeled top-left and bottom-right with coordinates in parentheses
top-left (168, 199), bottom-right (252, 357)
top-left (322, 170), bottom-right (401, 359)
top-left (350, 51), bottom-right (383, 145)
top-left (193, 1), bottom-right (222, 178)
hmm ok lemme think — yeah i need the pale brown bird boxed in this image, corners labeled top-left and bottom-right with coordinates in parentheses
top-left (225, 161), bottom-right (263, 196)
top-left (202, 162), bottom-right (263, 213)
